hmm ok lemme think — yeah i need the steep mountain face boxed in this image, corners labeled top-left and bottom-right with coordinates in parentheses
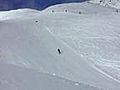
top-left (90, 0), bottom-right (120, 9)
top-left (0, 0), bottom-right (88, 11)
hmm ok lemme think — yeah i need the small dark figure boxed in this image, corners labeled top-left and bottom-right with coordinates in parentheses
top-left (65, 10), bottom-right (67, 12)
top-left (35, 21), bottom-right (38, 23)
top-left (79, 11), bottom-right (81, 14)
top-left (52, 10), bottom-right (54, 13)
top-left (100, 0), bottom-right (102, 3)
top-left (57, 48), bottom-right (61, 54)
top-left (116, 9), bottom-right (119, 13)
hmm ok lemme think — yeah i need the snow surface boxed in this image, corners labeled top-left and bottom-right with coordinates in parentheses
top-left (0, 2), bottom-right (120, 90)
top-left (0, 63), bottom-right (99, 90)
top-left (43, 2), bottom-right (120, 86)
top-left (43, 2), bottom-right (116, 14)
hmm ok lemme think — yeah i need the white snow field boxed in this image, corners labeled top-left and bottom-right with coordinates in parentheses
top-left (0, 1), bottom-right (120, 90)
top-left (0, 63), bottom-right (99, 90)
top-left (43, 2), bottom-right (116, 14)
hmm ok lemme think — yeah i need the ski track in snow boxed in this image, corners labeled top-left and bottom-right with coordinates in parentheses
top-left (45, 25), bottom-right (120, 84)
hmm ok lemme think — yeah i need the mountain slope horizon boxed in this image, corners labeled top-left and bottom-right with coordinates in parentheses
top-left (0, 0), bottom-right (89, 11)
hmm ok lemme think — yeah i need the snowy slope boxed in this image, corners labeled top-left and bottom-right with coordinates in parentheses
top-left (0, 12), bottom-right (103, 90)
top-left (0, 3), bottom-right (120, 90)
top-left (0, 63), bottom-right (99, 90)
top-left (0, 9), bottom-right (39, 20)
top-left (43, 2), bottom-right (120, 89)
top-left (90, 0), bottom-right (120, 9)
top-left (44, 2), bottom-right (116, 14)
top-left (43, 3), bottom-right (120, 84)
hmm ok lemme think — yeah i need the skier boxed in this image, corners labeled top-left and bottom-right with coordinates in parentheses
top-left (100, 0), bottom-right (102, 3)
top-left (52, 10), bottom-right (54, 13)
top-left (57, 48), bottom-right (61, 54)
top-left (35, 20), bottom-right (38, 23)
top-left (65, 10), bottom-right (67, 12)
top-left (116, 9), bottom-right (119, 13)
top-left (79, 11), bottom-right (81, 14)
